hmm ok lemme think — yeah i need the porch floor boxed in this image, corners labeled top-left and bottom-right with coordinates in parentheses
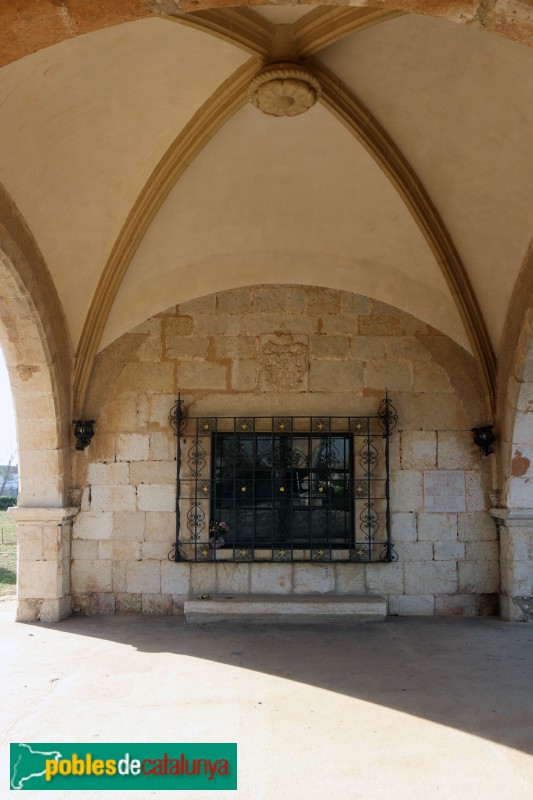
top-left (2, 596), bottom-right (533, 799)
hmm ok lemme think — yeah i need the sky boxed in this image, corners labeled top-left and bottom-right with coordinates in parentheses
top-left (0, 349), bottom-right (18, 465)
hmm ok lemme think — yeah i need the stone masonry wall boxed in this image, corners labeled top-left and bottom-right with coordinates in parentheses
top-left (71, 286), bottom-right (498, 616)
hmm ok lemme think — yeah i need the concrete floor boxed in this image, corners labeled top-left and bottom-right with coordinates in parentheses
top-left (2, 597), bottom-right (533, 800)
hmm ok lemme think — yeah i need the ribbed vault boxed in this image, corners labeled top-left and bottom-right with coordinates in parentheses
top-left (71, 7), bottom-right (496, 416)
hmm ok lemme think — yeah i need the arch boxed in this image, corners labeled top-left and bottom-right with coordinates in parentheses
top-left (1, 0), bottom-right (532, 70)
top-left (494, 239), bottom-right (533, 620)
top-left (0, 182), bottom-right (74, 621)
top-left (498, 239), bottom-right (533, 508)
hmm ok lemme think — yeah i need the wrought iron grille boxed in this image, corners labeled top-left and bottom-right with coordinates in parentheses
top-left (169, 398), bottom-right (397, 564)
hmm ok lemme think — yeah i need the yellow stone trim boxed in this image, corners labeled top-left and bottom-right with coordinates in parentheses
top-left (164, 9), bottom-right (272, 56)
top-left (294, 7), bottom-right (405, 58)
top-left (312, 60), bottom-right (496, 413)
top-left (73, 57), bottom-right (263, 414)
top-left (165, 7), bottom-right (404, 61)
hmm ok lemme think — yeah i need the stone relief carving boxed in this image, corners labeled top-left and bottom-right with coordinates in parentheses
top-left (247, 63), bottom-right (322, 118)
top-left (260, 334), bottom-right (308, 391)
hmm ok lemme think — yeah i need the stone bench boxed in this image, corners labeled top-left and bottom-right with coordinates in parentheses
top-left (184, 594), bottom-right (387, 624)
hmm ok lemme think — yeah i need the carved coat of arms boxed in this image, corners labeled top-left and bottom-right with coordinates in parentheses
top-left (260, 334), bottom-right (308, 391)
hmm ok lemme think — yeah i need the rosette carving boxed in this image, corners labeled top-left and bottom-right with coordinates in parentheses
top-left (247, 63), bottom-right (322, 117)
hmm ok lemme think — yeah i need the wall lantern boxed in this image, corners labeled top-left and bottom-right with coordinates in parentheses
top-left (73, 419), bottom-right (95, 450)
top-left (471, 425), bottom-right (495, 456)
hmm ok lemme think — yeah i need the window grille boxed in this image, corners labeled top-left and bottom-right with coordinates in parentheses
top-left (169, 398), bottom-right (397, 564)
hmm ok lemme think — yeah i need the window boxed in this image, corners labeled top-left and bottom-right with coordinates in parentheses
top-left (170, 403), bottom-right (397, 563)
top-left (212, 433), bottom-right (353, 552)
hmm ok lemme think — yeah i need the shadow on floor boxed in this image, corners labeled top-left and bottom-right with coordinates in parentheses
top-left (23, 612), bottom-right (533, 757)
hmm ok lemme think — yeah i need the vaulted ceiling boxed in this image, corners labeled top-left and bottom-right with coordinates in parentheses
top-left (1, 5), bottom-right (533, 412)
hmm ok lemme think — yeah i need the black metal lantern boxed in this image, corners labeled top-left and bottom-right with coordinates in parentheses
top-left (471, 425), bottom-right (495, 456)
top-left (73, 419), bottom-right (95, 450)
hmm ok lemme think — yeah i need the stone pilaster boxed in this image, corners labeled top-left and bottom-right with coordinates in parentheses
top-left (491, 508), bottom-right (533, 621)
top-left (9, 507), bottom-right (77, 623)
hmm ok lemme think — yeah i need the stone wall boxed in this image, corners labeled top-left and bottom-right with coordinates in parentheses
top-left (71, 286), bottom-right (498, 616)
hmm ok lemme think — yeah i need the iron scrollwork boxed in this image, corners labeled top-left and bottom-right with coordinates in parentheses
top-left (170, 398), bottom-right (397, 564)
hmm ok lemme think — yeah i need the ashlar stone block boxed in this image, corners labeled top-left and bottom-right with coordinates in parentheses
top-left (165, 316), bottom-right (193, 336)
top-left (116, 434), bottom-right (149, 462)
top-left (293, 564), bottom-right (334, 593)
top-left (437, 431), bottom-right (479, 469)
top-left (100, 540), bottom-right (141, 561)
top-left (71, 560), bottom-right (113, 593)
top-left (336, 564), bottom-right (364, 594)
top-left (404, 561), bottom-right (457, 594)
top-left (401, 431), bottom-right (437, 470)
top-left (194, 314), bottom-right (243, 335)
top-left (137, 484), bottom-right (175, 512)
top-left (115, 592), bottom-right (142, 613)
top-left (71, 540), bottom-right (98, 560)
top-left (150, 432), bottom-right (175, 461)
top-left (308, 288), bottom-right (342, 314)
top-left (165, 336), bottom-right (208, 360)
top-left (141, 541), bottom-right (171, 560)
top-left (310, 335), bottom-right (350, 360)
top-left (365, 362), bottom-right (413, 391)
top-left (142, 594), bottom-right (173, 615)
top-left (250, 564), bottom-right (293, 594)
top-left (413, 362), bottom-right (453, 392)
top-left (253, 286), bottom-right (291, 313)
top-left (389, 595), bottom-right (434, 615)
top-left (145, 511), bottom-right (175, 542)
top-left (190, 563), bottom-right (218, 596)
top-left (231, 360), bottom-right (257, 392)
top-left (309, 361), bottom-right (363, 392)
top-left (321, 315), bottom-right (358, 336)
top-left (16, 526), bottom-right (44, 560)
top-left (465, 541), bottom-right (499, 561)
top-left (87, 462), bottom-right (129, 485)
top-left (126, 561), bottom-right (161, 594)
top-left (141, 593), bottom-right (172, 616)
top-left (216, 288), bottom-right (252, 314)
top-left (391, 513), bottom-right (417, 542)
top-left (114, 362), bottom-right (174, 395)
top-left (398, 542), bottom-right (434, 562)
top-left (73, 512), bottom-right (114, 540)
top-left (364, 563), bottom-right (404, 594)
top-left (350, 336), bottom-right (386, 360)
top-left (435, 594), bottom-right (478, 616)
top-left (161, 562), bottom-right (191, 595)
top-left (149, 394), bottom-right (180, 428)
top-left (72, 593), bottom-right (115, 615)
top-left (417, 513), bottom-right (457, 542)
top-left (390, 471), bottom-right (423, 513)
top-left (180, 295), bottom-right (215, 315)
top-left (130, 461), bottom-right (175, 485)
top-left (113, 511), bottom-right (146, 541)
top-left (433, 541), bottom-right (465, 561)
top-left (17, 560), bottom-right (62, 599)
top-left (90, 485), bottom-right (137, 512)
top-left (178, 362), bottom-right (227, 390)
top-left (465, 470), bottom-right (488, 512)
top-left (216, 563), bottom-right (251, 594)
top-left (458, 561), bottom-right (500, 594)
top-left (458, 512), bottom-right (497, 541)
top-left (214, 336), bottom-right (257, 359)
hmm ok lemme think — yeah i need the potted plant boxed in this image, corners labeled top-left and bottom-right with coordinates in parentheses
top-left (209, 520), bottom-right (229, 549)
